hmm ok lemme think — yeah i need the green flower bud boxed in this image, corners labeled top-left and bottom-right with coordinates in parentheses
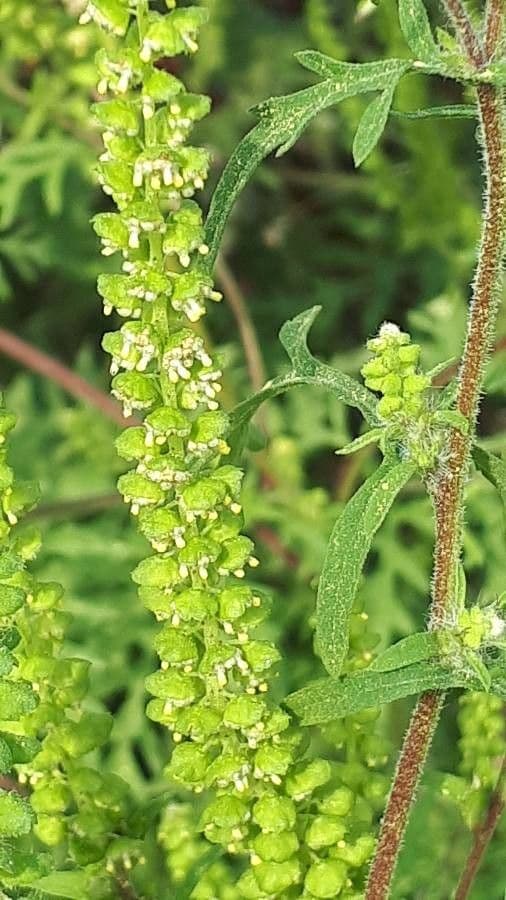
top-left (145, 669), bottom-right (204, 706)
top-left (253, 858), bottom-right (301, 894)
top-left (319, 786), bottom-right (354, 817)
top-left (34, 814), bottom-right (67, 847)
top-left (200, 795), bottom-right (249, 844)
top-left (154, 625), bottom-right (199, 668)
top-left (223, 695), bottom-right (266, 730)
top-left (254, 743), bottom-right (293, 779)
top-left (285, 759), bottom-right (332, 800)
top-left (132, 554), bottom-right (180, 588)
top-left (252, 795), bottom-right (296, 833)
top-left (305, 814), bottom-right (347, 849)
top-left (165, 742), bottom-right (209, 787)
top-left (331, 834), bottom-right (375, 867)
top-left (31, 778), bottom-right (71, 816)
top-left (304, 859), bottom-right (347, 898)
top-left (251, 830), bottom-right (299, 863)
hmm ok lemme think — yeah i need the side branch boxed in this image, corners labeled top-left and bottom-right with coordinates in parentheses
top-left (454, 756), bottom-right (506, 900)
top-left (442, 0), bottom-right (485, 66)
top-left (484, 0), bottom-right (504, 59)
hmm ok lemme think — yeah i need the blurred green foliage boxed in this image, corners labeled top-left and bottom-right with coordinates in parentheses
top-left (0, 1), bottom-right (504, 897)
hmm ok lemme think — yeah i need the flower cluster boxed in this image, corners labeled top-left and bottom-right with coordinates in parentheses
top-left (92, 2), bottom-right (387, 896)
top-left (360, 322), bottom-right (457, 472)
top-left (0, 398), bottom-right (136, 896)
top-left (361, 323), bottom-right (430, 421)
top-left (442, 692), bottom-right (505, 827)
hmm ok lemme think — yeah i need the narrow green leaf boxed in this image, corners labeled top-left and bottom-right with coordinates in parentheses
top-left (201, 58), bottom-right (412, 270)
top-left (296, 52), bottom-right (412, 87)
top-left (34, 872), bottom-right (90, 899)
top-left (398, 0), bottom-right (440, 61)
top-left (229, 307), bottom-right (379, 441)
top-left (316, 455), bottom-right (416, 676)
top-left (472, 445), bottom-right (506, 506)
top-left (392, 104), bottom-right (476, 120)
top-left (286, 662), bottom-right (473, 725)
top-left (335, 428), bottom-right (384, 456)
top-left (370, 632), bottom-right (441, 672)
top-left (353, 85), bottom-right (396, 167)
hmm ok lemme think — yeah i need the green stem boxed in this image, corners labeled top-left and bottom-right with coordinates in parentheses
top-left (365, 6), bottom-right (506, 897)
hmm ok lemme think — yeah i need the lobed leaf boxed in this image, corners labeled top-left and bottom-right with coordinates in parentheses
top-left (228, 308), bottom-right (379, 447)
top-left (316, 455), bottom-right (416, 676)
top-left (201, 57), bottom-right (412, 269)
top-left (286, 661), bottom-right (474, 725)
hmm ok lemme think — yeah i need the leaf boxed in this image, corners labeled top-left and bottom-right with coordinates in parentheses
top-left (370, 631), bottom-right (441, 672)
top-left (228, 308), bottom-right (379, 442)
top-left (472, 445), bottom-right (506, 507)
top-left (0, 679), bottom-right (37, 720)
top-left (0, 791), bottom-right (34, 837)
top-left (353, 85), bottom-right (396, 167)
top-left (316, 455), bottom-right (416, 676)
top-left (33, 872), bottom-right (90, 899)
top-left (392, 104), bottom-right (476, 120)
top-left (335, 428), bottom-right (384, 456)
top-left (398, 0), bottom-right (440, 62)
top-left (286, 661), bottom-right (474, 725)
top-left (201, 57), bottom-right (412, 269)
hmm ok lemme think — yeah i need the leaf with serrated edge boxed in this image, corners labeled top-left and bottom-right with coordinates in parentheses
top-left (370, 631), bottom-right (441, 672)
top-left (286, 662), bottom-right (476, 725)
top-left (353, 85), bottom-right (396, 167)
top-left (228, 308), bottom-right (379, 440)
top-left (200, 57), bottom-right (412, 270)
top-left (398, 0), bottom-right (440, 61)
top-left (316, 455), bottom-right (416, 676)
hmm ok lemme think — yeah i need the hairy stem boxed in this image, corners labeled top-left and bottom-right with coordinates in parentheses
top-left (484, 0), bottom-right (505, 59)
top-left (366, 9), bottom-right (506, 898)
top-left (454, 755), bottom-right (506, 900)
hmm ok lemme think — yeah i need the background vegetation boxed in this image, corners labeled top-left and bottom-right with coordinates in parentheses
top-left (0, 1), bottom-right (504, 896)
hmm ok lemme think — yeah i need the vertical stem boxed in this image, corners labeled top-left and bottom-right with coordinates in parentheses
top-left (366, 7), bottom-right (506, 897)
top-left (484, 0), bottom-right (505, 60)
top-left (454, 756), bottom-right (506, 900)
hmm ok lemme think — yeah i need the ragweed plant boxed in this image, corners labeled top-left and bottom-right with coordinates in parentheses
top-left (0, 394), bottom-right (143, 898)
top-left (89, 0), bottom-right (506, 897)
top-left (0, 0), bottom-right (505, 898)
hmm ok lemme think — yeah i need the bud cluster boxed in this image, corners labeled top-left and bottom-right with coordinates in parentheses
top-left (442, 692), bottom-right (505, 827)
top-left (0, 398), bottom-right (135, 895)
top-left (361, 322), bottom-right (452, 471)
top-left (91, 2), bottom-right (387, 895)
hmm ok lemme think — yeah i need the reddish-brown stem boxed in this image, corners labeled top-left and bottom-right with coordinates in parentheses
top-left (443, 0), bottom-right (485, 66)
top-left (366, 8), bottom-right (506, 897)
top-left (366, 692), bottom-right (444, 900)
top-left (0, 327), bottom-right (129, 428)
top-left (484, 0), bottom-right (504, 60)
top-left (454, 756), bottom-right (506, 900)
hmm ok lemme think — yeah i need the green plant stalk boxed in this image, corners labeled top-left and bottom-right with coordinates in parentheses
top-left (365, 4), bottom-right (506, 898)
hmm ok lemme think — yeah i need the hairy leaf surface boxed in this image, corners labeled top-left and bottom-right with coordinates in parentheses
top-left (316, 455), bottom-right (416, 676)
